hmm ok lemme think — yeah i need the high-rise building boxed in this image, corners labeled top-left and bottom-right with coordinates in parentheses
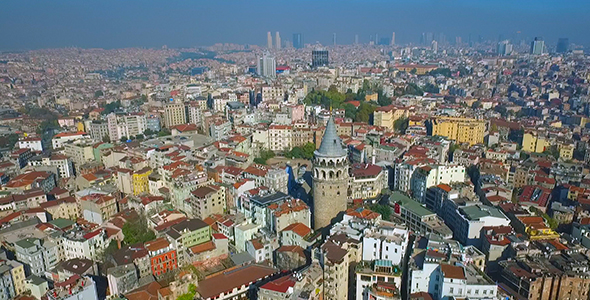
top-left (426, 32), bottom-right (434, 45)
top-left (267, 31), bottom-right (273, 49)
top-left (293, 33), bottom-right (303, 49)
top-left (311, 49), bottom-right (329, 68)
top-left (257, 53), bottom-right (276, 78)
top-left (275, 32), bottom-right (281, 49)
top-left (355, 34), bottom-right (359, 45)
top-left (431, 40), bottom-right (438, 53)
top-left (497, 40), bottom-right (513, 56)
top-left (557, 38), bottom-right (569, 53)
top-left (530, 37), bottom-right (545, 55)
top-left (375, 33), bottom-right (379, 44)
top-left (312, 116), bottom-right (349, 229)
top-left (332, 33), bottom-right (337, 45)
top-left (455, 36), bottom-right (462, 45)
top-left (391, 32), bottom-right (396, 45)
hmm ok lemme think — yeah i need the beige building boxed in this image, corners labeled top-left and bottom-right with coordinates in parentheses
top-left (431, 117), bottom-right (486, 146)
top-left (163, 103), bottom-right (187, 128)
top-left (373, 105), bottom-right (409, 131)
top-left (63, 141), bottom-right (95, 167)
top-left (79, 194), bottom-right (118, 224)
top-left (40, 196), bottom-right (80, 220)
top-left (190, 184), bottom-right (226, 219)
top-left (268, 125), bottom-right (292, 152)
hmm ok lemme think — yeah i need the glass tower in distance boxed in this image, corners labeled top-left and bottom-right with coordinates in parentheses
top-left (556, 38), bottom-right (569, 53)
top-left (293, 33), bottom-right (303, 49)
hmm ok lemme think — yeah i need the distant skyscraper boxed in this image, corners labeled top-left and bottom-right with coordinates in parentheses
top-left (355, 34), bottom-right (359, 45)
top-left (431, 40), bottom-right (438, 53)
top-left (312, 49), bottom-right (329, 68)
top-left (426, 32), bottom-right (434, 45)
top-left (455, 36), bottom-right (462, 45)
top-left (375, 33), bottom-right (379, 44)
top-left (556, 38), bottom-right (569, 53)
top-left (275, 32), bottom-right (281, 49)
top-left (391, 32), bottom-right (396, 46)
top-left (497, 40), bottom-right (513, 56)
top-left (379, 37), bottom-right (390, 46)
top-left (257, 53), bottom-right (276, 78)
top-left (293, 33), bottom-right (303, 49)
top-left (333, 33), bottom-right (337, 45)
top-left (267, 32), bottom-right (273, 49)
top-left (530, 37), bottom-right (545, 55)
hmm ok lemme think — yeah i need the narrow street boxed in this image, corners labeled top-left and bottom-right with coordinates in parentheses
top-left (401, 233), bottom-right (416, 300)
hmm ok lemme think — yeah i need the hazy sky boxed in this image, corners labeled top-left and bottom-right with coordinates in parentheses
top-left (1, 0), bottom-right (589, 50)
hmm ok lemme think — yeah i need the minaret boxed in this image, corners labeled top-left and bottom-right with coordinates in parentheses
top-left (312, 116), bottom-right (349, 229)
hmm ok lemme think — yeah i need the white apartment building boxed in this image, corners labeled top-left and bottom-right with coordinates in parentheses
top-left (28, 155), bottom-right (75, 178)
top-left (18, 137), bottom-right (44, 152)
top-left (268, 125), bottom-right (292, 152)
top-left (62, 229), bottom-right (107, 260)
top-left (52, 132), bottom-right (90, 149)
top-left (411, 164), bottom-right (466, 203)
top-left (362, 226), bottom-right (409, 265)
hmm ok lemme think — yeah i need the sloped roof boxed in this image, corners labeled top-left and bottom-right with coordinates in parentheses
top-left (316, 116), bottom-right (346, 157)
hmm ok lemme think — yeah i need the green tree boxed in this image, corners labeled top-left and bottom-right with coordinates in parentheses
top-left (135, 134), bottom-right (145, 140)
top-left (101, 100), bottom-right (121, 115)
top-left (405, 83), bottom-right (423, 96)
top-left (423, 83), bottom-right (440, 94)
top-left (370, 204), bottom-right (392, 220)
top-left (158, 128), bottom-right (171, 137)
top-left (355, 102), bottom-right (375, 123)
top-left (428, 68), bottom-right (452, 77)
top-left (144, 128), bottom-right (155, 136)
top-left (120, 136), bottom-right (128, 142)
top-left (0, 134), bottom-right (20, 149)
top-left (377, 93), bottom-right (392, 107)
top-left (302, 142), bottom-right (316, 159)
top-left (393, 117), bottom-right (409, 134)
top-left (122, 216), bottom-right (156, 245)
top-left (254, 149), bottom-right (276, 164)
top-left (343, 103), bottom-right (358, 120)
top-left (94, 90), bottom-right (104, 98)
top-left (102, 135), bottom-right (111, 143)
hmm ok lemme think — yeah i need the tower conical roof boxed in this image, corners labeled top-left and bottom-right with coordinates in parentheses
top-left (316, 116), bottom-right (347, 157)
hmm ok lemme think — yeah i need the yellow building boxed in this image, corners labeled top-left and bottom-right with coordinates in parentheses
top-left (521, 132), bottom-right (548, 153)
top-left (365, 93), bottom-right (378, 102)
top-left (373, 106), bottom-right (408, 131)
top-left (430, 117), bottom-right (486, 145)
top-left (9, 261), bottom-right (25, 295)
top-left (132, 167), bottom-right (152, 195)
top-left (559, 143), bottom-right (575, 161)
top-left (395, 64), bottom-right (438, 75)
top-left (76, 121), bottom-right (85, 132)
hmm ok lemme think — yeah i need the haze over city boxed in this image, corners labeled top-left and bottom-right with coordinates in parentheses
top-left (2, 0), bottom-right (590, 50)
top-left (2, 1), bottom-right (590, 300)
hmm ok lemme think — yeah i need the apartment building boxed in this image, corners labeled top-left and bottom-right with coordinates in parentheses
top-left (430, 117), bottom-right (486, 146)
top-left (163, 103), bottom-right (187, 128)
top-left (190, 184), bottom-right (226, 219)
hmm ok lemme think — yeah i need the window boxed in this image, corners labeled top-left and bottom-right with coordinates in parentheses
top-left (450, 287), bottom-right (454, 293)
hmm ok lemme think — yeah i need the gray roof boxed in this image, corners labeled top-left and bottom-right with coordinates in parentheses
top-left (315, 116), bottom-right (347, 157)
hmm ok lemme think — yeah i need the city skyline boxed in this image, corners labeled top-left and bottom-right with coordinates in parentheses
top-left (1, 0), bottom-right (589, 50)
